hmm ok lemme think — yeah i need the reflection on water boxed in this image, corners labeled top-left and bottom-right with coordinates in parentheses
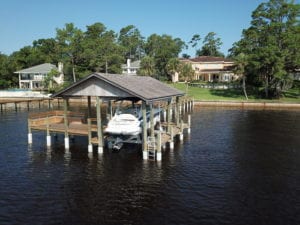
top-left (0, 107), bottom-right (299, 225)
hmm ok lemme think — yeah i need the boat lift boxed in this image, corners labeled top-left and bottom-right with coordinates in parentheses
top-left (104, 101), bottom-right (162, 151)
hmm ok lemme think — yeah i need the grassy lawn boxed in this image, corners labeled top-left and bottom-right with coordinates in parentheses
top-left (169, 83), bottom-right (300, 103)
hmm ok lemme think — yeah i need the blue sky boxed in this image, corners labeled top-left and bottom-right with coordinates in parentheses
top-left (0, 0), bottom-right (295, 57)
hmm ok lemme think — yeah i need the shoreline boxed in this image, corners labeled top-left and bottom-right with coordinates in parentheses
top-left (194, 100), bottom-right (300, 108)
top-left (1, 97), bottom-right (300, 109)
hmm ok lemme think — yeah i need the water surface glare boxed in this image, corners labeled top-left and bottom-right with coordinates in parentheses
top-left (0, 107), bottom-right (299, 225)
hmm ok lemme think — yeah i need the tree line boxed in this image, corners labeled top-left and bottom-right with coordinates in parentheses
top-left (0, 22), bottom-right (223, 89)
top-left (229, 0), bottom-right (300, 98)
top-left (0, 0), bottom-right (299, 99)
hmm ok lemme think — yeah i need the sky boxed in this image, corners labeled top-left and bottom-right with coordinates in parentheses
top-left (0, 0), bottom-right (296, 57)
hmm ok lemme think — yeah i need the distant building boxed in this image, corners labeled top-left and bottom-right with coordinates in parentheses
top-left (178, 56), bottom-right (237, 82)
top-left (121, 59), bottom-right (141, 75)
top-left (15, 63), bottom-right (64, 90)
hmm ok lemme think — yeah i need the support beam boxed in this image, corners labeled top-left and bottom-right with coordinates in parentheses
top-left (46, 116), bottom-right (51, 147)
top-left (179, 119), bottom-right (184, 141)
top-left (167, 99), bottom-right (171, 133)
top-left (156, 131), bottom-right (162, 161)
top-left (163, 109), bottom-right (166, 122)
top-left (63, 98), bottom-right (69, 149)
top-left (150, 103), bottom-right (154, 138)
top-left (108, 100), bottom-right (113, 120)
top-left (142, 101), bottom-right (148, 159)
top-left (87, 96), bottom-right (92, 118)
top-left (169, 126), bottom-right (174, 149)
top-left (176, 97), bottom-right (180, 126)
top-left (96, 97), bottom-right (103, 154)
top-left (87, 118), bottom-right (93, 153)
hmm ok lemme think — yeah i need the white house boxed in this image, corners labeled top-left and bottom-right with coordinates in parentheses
top-left (178, 56), bottom-right (237, 82)
top-left (121, 59), bottom-right (141, 75)
top-left (15, 62), bottom-right (64, 90)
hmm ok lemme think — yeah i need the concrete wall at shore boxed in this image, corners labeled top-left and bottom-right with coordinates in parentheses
top-left (195, 101), bottom-right (300, 108)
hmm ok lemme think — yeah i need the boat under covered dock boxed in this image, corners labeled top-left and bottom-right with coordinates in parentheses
top-left (27, 73), bottom-right (193, 161)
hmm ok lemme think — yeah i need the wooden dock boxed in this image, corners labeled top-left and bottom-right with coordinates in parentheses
top-left (27, 97), bottom-right (193, 160)
top-left (0, 98), bottom-right (61, 111)
top-left (26, 73), bottom-right (195, 161)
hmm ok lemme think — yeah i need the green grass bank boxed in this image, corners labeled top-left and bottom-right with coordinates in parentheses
top-left (169, 83), bottom-right (300, 104)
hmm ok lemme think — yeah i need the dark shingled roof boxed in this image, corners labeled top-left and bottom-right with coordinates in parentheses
top-left (52, 73), bottom-right (184, 103)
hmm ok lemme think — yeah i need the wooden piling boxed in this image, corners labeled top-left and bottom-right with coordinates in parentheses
top-left (46, 116), bottom-right (51, 147)
top-left (169, 126), bottom-right (174, 149)
top-left (63, 98), bottom-right (69, 149)
top-left (150, 103), bottom-right (154, 137)
top-left (156, 131), bottom-right (162, 161)
top-left (87, 118), bottom-right (93, 153)
top-left (142, 101), bottom-right (148, 160)
top-left (167, 99), bottom-right (171, 133)
top-left (87, 96), bottom-right (92, 118)
top-left (176, 97), bottom-right (180, 126)
top-left (179, 119), bottom-right (184, 141)
top-left (96, 96), bottom-right (103, 154)
top-left (108, 100), bottom-right (113, 120)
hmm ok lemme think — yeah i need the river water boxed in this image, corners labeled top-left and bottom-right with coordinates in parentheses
top-left (0, 106), bottom-right (299, 225)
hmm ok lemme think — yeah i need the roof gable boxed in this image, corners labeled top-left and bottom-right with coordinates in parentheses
top-left (52, 73), bottom-right (184, 103)
top-left (60, 76), bottom-right (134, 98)
top-left (15, 63), bottom-right (57, 74)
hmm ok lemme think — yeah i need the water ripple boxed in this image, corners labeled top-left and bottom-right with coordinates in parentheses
top-left (0, 107), bottom-right (299, 225)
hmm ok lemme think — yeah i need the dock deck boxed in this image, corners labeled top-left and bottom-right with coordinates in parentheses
top-left (28, 109), bottom-right (191, 149)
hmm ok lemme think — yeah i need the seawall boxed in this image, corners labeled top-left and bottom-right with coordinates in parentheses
top-left (194, 100), bottom-right (300, 108)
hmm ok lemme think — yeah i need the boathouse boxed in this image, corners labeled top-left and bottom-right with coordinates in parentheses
top-left (28, 73), bottom-right (193, 161)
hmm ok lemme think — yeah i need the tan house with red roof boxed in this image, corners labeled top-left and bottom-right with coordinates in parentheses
top-left (178, 56), bottom-right (237, 82)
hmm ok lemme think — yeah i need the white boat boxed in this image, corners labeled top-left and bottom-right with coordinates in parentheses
top-left (104, 106), bottom-right (161, 136)
top-left (105, 112), bottom-right (142, 136)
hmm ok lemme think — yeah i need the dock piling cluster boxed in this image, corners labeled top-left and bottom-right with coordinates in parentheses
top-left (26, 96), bottom-right (194, 162)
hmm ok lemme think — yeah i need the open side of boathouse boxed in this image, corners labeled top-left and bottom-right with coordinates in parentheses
top-left (28, 73), bottom-right (193, 161)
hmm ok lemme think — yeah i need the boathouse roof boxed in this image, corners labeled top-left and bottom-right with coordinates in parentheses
top-left (52, 73), bottom-right (184, 103)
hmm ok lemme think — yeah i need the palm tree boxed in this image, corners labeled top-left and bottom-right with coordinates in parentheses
top-left (138, 56), bottom-right (156, 76)
top-left (179, 63), bottom-right (195, 95)
top-left (166, 58), bottom-right (180, 82)
top-left (234, 53), bottom-right (248, 100)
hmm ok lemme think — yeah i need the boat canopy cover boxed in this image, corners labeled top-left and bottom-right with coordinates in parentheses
top-left (52, 73), bottom-right (184, 103)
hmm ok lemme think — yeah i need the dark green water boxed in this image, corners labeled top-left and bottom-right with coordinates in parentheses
top-left (0, 106), bottom-right (299, 225)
